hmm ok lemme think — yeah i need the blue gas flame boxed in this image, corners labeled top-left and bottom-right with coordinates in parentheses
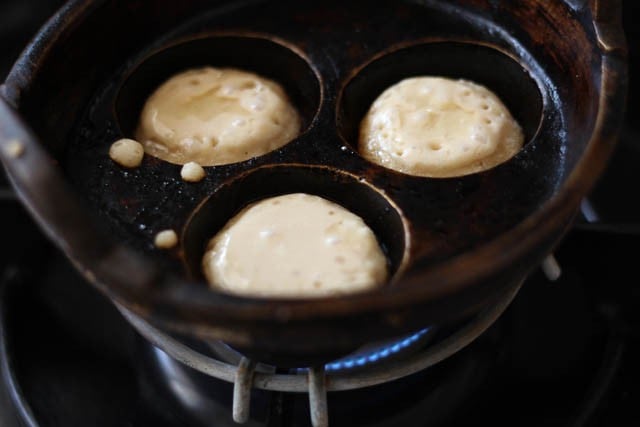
top-left (324, 328), bottom-right (431, 372)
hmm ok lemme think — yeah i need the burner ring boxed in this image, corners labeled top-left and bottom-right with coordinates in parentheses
top-left (118, 281), bottom-right (521, 427)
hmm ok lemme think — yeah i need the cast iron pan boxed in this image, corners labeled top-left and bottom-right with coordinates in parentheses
top-left (0, 0), bottom-right (627, 365)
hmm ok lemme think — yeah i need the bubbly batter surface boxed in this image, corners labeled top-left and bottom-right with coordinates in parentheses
top-left (359, 77), bottom-right (524, 177)
top-left (203, 193), bottom-right (388, 298)
top-left (136, 67), bottom-right (301, 166)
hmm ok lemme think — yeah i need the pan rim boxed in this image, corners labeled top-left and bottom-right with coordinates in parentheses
top-left (0, 0), bottom-right (628, 323)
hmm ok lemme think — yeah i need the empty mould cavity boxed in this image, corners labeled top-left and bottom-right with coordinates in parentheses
top-left (182, 165), bottom-right (409, 296)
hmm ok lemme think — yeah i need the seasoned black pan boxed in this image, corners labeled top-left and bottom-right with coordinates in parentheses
top-left (0, 0), bottom-right (627, 365)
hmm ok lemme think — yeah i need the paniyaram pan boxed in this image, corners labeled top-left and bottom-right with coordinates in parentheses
top-left (0, 0), bottom-right (627, 365)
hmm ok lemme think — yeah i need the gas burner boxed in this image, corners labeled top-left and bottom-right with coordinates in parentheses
top-left (1, 232), bottom-right (637, 427)
top-left (118, 282), bottom-right (521, 427)
top-left (204, 328), bottom-right (435, 375)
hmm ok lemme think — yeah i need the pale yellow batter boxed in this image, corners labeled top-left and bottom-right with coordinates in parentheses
top-left (136, 67), bottom-right (301, 166)
top-left (359, 77), bottom-right (524, 177)
top-left (109, 138), bottom-right (144, 168)
top-left (203, 193), bottom-right (388, 298)
top-left (154, 229), bottom-right (178, 249)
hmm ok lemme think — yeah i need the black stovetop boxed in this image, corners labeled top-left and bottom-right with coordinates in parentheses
top-left (1, 1), bottom-right (639, 426)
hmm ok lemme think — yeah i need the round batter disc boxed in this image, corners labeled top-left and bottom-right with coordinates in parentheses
top-left (136, 67), bottom-right (301, 166)
top-left (359, 77), bottom-right (524, 177)
top-left (203, 193), bottom-right (388, 298)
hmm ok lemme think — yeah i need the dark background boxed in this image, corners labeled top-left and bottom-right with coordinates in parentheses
top-left (0, 0), bottom-right (64, 81)
top-left (0, 1), bottom-right (638, 426)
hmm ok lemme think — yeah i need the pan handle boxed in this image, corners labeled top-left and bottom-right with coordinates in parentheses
top-left (591, 0), bottom-right (626, 54)
top-left (0, 96), bottom-right (158, 296)
top-left (562, 0), bottom-right (625, 54)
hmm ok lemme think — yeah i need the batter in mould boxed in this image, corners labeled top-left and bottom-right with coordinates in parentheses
top-left (136, 67), bottom-right (301, 166)
top-left (359, 77), bottom-right (524, 177)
